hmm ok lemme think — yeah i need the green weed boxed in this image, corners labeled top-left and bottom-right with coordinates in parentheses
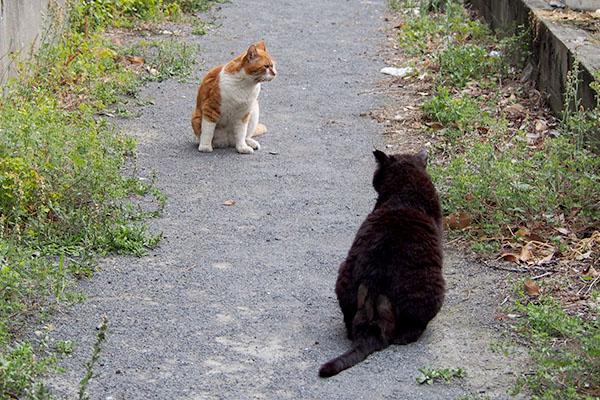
top-left (0, 341), bottom-right (55, 399)
top-left (417, 365), bottom-right (467, 384)
top-left (78, 315), bottom-right (108, 400)
top-left (422, 86), bottom-right (481, 133)
top-left (431, 130), bottom-right (600, 241)
top-left (393, 1), bottom-right (491, 56)
top-left (68, 0), bottom-right (223, 32)
top-left (437, 43), bottom-right (493, 87)
top-left (562, 59), bottom-right (600, 153)
top-left (510, 296), bottom-right (600, 399)
top-left (125, 39), bottom-right (201, 82)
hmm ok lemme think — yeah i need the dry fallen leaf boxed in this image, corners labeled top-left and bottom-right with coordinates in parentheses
top-left (528, 232), bottom-right (545, 242)
top-left (505, 103), bottom-right (527, 118)
top-left (445, 212), bottom-right (471, 230)
top-left (515, 226), bottom-right (530, 238)
top-left (427, 122), bottom-right (445, 132)
top-left (577, 250), bottom-right (593, 261)
top-left (499, 253), bottom-right (520, 263)
top-left (222, 200), bottom-right (236, 206)
top-left (520, 245), bottom-right (532, 262)
top-left (127, 55), bottom-right (145, 65)
top-left (534, 119), bottom-right (547, 132)
top-left (524, 278), bottom-right (541, 296)
top-left (539, 251), bottom-right (555, 264)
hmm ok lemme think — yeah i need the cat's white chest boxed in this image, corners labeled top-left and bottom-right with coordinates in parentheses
top-left (218, 70), bottom-right (260, 124)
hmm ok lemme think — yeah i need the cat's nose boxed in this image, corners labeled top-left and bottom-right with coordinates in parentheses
top-left (271, 67), bottom-right (277, 77)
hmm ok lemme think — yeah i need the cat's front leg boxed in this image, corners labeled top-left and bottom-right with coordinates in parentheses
top-left (198, 119), bottom-right (216, 152)
top-left (234, 120), bottom-right (254, 154)
top-left (245, 102), bottom-right (261, 151)
top-left (246, 138), bottom-right (260, 151)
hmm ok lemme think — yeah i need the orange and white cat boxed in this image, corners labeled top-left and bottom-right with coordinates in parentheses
top-left (191, 42), bottom-right (277, 154)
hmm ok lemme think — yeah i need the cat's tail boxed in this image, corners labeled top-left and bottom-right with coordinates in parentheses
top-left (318, 335), bottom-right (384, 378)
top-left (252, 123), bottom-right (267, 137)
top-left (319, 285), bottom-right (395, 378)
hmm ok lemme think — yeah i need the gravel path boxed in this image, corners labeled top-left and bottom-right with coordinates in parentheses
top-left (48, 1), bottom-right (527, 399)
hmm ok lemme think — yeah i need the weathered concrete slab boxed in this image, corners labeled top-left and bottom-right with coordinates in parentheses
top-left (565, 0), bottom-right (600, 11)
top-left (468, 0), bottom-right (600, 114)
top-left (0, 0), bottom-right (64, 82)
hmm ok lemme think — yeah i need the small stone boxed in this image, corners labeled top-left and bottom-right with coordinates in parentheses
top-left (380, 66), bottom-right (413, 78)
top-left (520, 63), bottom-right (534, 83)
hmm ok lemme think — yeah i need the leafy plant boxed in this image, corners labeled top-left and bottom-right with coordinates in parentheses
top-left (125, 39), bottom-right (201, 82)
top-left (68, 0), bottom-right (223, 32)
top-left (417, 365), bottom-right (467, 384)
top-left (422, 86), bottom-right (480, 130)
top-left (78, 314), bottom-right (108, 400)
top-left (393, 1), bottom-right (492, 56)
top-left (561, 58), bottom-right (600, 153)
top-left (437, 43), bottom-right (492, 87)
top-left (510, 296), bottom-right (600, 399)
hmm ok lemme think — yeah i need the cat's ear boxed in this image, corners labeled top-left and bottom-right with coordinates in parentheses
top-left (246, 45), bottom-right (258, 62)
top-left (416, 149), bottom-right (429, 166)
top-left (256, 41), bottom-right (267, 51)
top-left (373, 150), bottom-right (389, 166)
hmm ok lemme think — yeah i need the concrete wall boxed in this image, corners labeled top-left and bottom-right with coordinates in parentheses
top-left (565, 0), bottom-right (600, 11)
top-left (468, 0), bottom-right (599, 115)
top-left (0, 0), bottom-right (64, 82)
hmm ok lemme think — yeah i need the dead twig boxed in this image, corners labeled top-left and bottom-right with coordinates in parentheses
top-left (531, 271), bottom-right (554, 280)
top-left (462, 288), bottom-right (472, 301)
top-left (584, 275), bottom-right (600, 296)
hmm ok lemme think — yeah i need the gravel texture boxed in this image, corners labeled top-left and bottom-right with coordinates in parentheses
top-left (48, 1), bottom-right (527, 399)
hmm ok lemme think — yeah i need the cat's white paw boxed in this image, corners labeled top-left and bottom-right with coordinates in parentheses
top-left (246, 138), bottom-right (261, 150)
top-left (236, 145), bottom-right (254, 154)
top-left (198, 143), bottom-right (213, 152)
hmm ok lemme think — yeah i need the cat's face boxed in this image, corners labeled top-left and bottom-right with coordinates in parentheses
top-left (372, 149), bottom-right (429, 193)
top-left (243, 42), bottom-right (277, 83)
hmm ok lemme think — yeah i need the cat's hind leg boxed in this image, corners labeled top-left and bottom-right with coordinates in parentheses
top-left (198, 118), bottom-right (216, 152)
top-left (335, 262), bottom-right (356, 340)
top-left (392, 316), bottom-right (427, 345)
top-left (245, 102), bottom-right (261, 150)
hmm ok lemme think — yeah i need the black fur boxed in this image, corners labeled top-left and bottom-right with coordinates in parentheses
top-left (319, 149), bottom-right (445, 378)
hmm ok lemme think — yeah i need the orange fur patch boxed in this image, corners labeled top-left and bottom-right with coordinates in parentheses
top-left (191, 65), bottom-right (222, 137)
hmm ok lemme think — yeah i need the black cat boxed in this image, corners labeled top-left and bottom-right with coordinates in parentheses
top-left (319, 149), bottom-right (445, 378)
